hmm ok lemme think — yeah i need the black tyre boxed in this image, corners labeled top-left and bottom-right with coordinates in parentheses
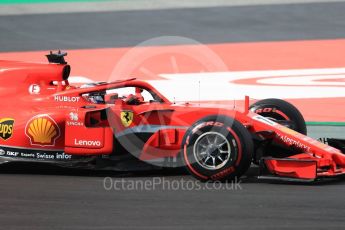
top-left (250, 98), bottom-right (307, 134)
top-left (182, 116), bottom-right (253, 181)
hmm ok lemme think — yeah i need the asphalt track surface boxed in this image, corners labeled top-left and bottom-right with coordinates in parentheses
top-left (1, 1), bottom-right (345, 229)
top-left (0, 165), bottom-right (344, 230)
top-left (0, 126), bottom-right (344, 229)
top-left (1, 1), bottom-right (345, 51)
top-left (0, 133), bottom-right (345, 230)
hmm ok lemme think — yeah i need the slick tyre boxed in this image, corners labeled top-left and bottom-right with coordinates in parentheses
top-left (182, 116), bottom-right (253, 181)
top-left (250, 98), bottom-right (307, 161)
top-left (250, 98), bottom-right (307, 134)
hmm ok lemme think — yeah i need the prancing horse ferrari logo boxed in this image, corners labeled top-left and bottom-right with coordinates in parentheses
top-left (120, 111), bottom-right (133, 127)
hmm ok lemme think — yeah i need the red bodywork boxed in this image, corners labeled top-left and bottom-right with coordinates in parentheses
top-left (1, 59), bottom-right (345, 181)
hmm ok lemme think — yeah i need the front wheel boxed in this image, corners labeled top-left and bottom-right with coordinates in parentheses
top-left (182, 116), bottom-right (253, 181)
top-left (250, 98), bottom-right (307, 134)
top-left (250, 98), bottom-right (307, 162)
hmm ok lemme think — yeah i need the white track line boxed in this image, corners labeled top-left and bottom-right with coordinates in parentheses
top-left (70, 67), bottom-right (345, 102)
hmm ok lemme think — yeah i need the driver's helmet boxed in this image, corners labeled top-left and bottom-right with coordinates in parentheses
top-left (80, 82), bottom-right (106, 104)
top-left (88, 95), bottom-right (104, 104)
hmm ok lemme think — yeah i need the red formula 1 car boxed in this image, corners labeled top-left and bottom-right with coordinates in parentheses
top-left (1, 51), bottom-right (345, 182)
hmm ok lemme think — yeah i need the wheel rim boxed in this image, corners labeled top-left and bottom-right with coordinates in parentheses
top-left (193, 132), bottom-right (232, 170)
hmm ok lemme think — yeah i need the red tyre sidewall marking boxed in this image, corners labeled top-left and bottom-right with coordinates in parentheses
top-left (208, 126), bottom-right (243, 180)
top-left (254, 108), bottom-right (290, 121)
top-left (183, 122), bottom-right (244, 180)
top-left (183, 135), bottom-right (209, 180)
top-left (210, 167), bottom-right (235, 181)
top-left (274, 110), bottom-right (290, 120)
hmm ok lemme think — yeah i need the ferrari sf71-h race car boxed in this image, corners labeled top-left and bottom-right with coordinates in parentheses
top-left (1, 51), bottom-right (345, 182)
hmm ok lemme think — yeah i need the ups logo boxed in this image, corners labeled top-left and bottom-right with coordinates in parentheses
top-left (0, 118), bottom-right (15, 141)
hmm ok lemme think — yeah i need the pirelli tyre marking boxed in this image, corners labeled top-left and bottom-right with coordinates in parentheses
top-left (183, 119), bottom-right (250, 181)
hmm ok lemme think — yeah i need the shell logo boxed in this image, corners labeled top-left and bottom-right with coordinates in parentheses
top-left (25, 114), bottom-right (61, 146)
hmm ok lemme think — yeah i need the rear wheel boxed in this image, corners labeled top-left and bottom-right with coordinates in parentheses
top-left (182, 116), bottom-right (253, 181)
